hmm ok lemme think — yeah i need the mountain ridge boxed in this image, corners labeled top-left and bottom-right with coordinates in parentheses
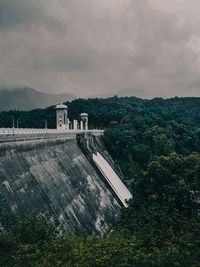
top-left (0, 86), bottom-right (75, 111)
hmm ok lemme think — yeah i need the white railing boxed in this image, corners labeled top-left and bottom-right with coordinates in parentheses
top-left (0, 128), bottom-right (104, 135)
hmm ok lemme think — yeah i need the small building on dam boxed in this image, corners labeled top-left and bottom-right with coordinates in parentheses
top-left (0, 105), bottom-right (132, 234)
top-left (56, 104), bottom-right (88, 131)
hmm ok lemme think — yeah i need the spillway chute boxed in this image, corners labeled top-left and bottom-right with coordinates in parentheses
top-left (92, 152), bottom-right (132, 207)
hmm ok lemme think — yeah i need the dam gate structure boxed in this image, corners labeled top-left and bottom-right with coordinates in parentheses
top-left (0, 104), bottom-right (90, 135)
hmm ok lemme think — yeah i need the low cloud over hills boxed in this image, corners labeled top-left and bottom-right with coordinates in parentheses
top-left (0, 86), bottom-right (75, 111)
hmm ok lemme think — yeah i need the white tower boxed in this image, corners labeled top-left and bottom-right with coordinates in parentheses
top-left (80, 113), bottom-right (88, 130)
top-left (56, 104), bottom-right (68, 130)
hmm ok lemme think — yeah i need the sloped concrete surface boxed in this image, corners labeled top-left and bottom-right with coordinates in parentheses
top-left (0, 135), bottom-right (121, 234)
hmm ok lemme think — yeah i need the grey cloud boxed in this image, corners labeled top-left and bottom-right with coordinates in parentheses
top-left (0, 0), bottom-right (32, 30)
top-left (0, 0), bottom-right (200, 98)
top-left (0, 0), bottom-right (63, 33)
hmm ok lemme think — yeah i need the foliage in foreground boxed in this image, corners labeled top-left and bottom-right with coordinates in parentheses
top-left (0, 217), bottom-right (199, 266)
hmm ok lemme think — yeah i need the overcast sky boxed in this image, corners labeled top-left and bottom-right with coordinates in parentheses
top-left (0, 0), bottom-right (200, 98)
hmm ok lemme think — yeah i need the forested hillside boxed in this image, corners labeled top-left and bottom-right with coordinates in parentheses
top-left (0, 96), bottom-right (200, 266)
top-left (1, 95), bottom-right (200, 128)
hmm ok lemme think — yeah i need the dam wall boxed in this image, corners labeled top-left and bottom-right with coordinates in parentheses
top-left (0, 132), bottom-right (130, 234)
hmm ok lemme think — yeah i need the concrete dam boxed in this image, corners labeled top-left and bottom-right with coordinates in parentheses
top-left (0, 131), bottom-right (132, 234)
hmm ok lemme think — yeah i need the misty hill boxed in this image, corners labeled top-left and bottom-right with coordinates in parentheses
top-left (0, 86), bottom-right (75, 111)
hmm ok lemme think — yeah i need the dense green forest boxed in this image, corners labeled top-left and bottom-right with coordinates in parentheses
top-left (0, 96), bottom-right (200, 266)
top-left (1, 95), bottom-right (200, 129)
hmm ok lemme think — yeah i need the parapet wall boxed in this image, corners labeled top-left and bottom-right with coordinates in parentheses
top-left (0, 129), bottom-right (104, 144)
top-left (0, 127), bottom-right (104, 136)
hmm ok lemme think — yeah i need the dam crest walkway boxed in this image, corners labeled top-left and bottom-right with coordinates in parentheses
top-left (0, 128), bottom-right (104, 135)
top-left (0, 128), bottom-right (104, 143)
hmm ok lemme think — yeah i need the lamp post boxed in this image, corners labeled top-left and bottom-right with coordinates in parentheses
top-left (11, 115), bottom-right (15, 135)
top-left (11, 115), bottom-right (15, 128)
top-left (45, 120), bottom-right (47, 133)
